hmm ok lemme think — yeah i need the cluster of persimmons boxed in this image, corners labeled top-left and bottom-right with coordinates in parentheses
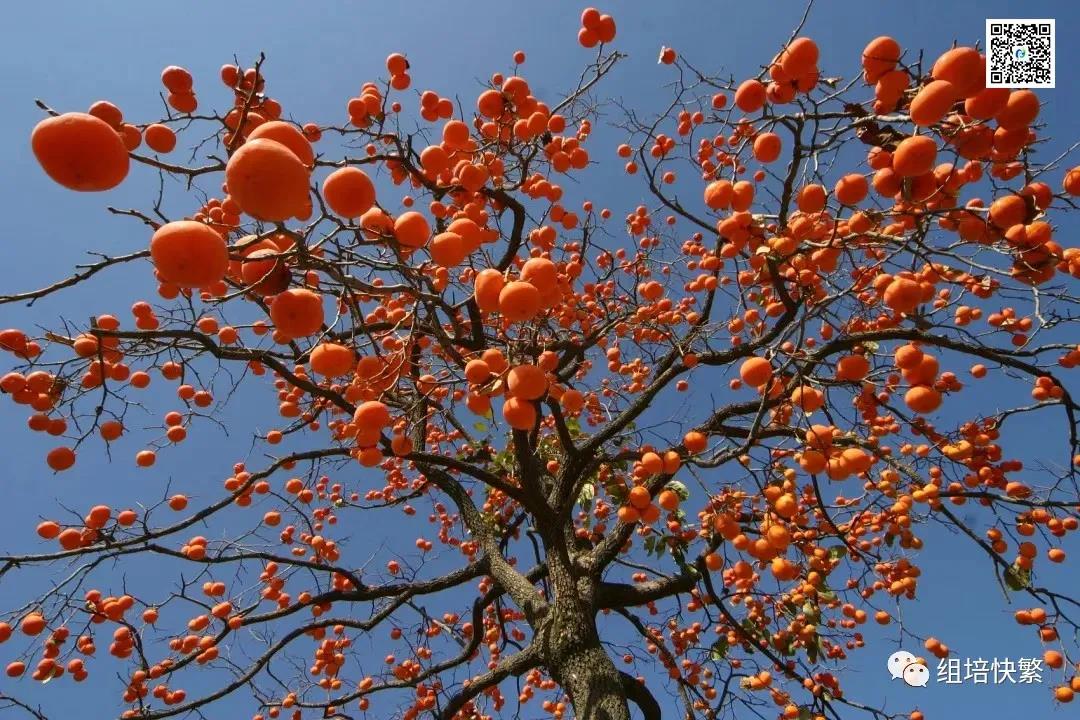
top-left (2, 6), bottom-right (1079, 719)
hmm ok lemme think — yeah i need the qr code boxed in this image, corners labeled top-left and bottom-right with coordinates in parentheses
top-left (986, 19), bottom-right (1055, 88)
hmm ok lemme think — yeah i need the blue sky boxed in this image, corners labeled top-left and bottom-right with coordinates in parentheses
top-left (1, 1), bottom-right (1079, 718)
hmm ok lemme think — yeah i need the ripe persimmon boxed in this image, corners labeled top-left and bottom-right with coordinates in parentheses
top-left (704, 180), bottom-right (733, 210)
top-left (240, 248), bottom-right (291, 296)
top-left (429, 232), bottom-right (466, 267)
top-left (322, 167), bottom-right (376, 218)
top-left (836, 355), bottom-right (870, 381)
top-left (995, 90), bottom-right (1040, 130)
top-left (507, 365), bottom-right (548, 400)
top-left (883, 277), bottom-right (922, 313)
top-left (520, 258), bottom-right (558, 294)
top-left (862, 36), bottom-right (901, 83)
top-left (269, 289), bottom-right (324, 338)
top-left (393, 211), bottom-right (430, 249)
top-left (796, 184), bottom-right (826, 213)
top-left (246, 121), bottom-right (314, 166)
top-left (965, 87), bottom-right (1010, 119)
top-left (354, 400), bottom-right (391, 429)
top-left (791, 386), bottom-right (824, 412)
top-left (657, 489), bottom-right (679, 511)
top-left (309, 342), bottom-right (355, 377)
top-left (46, 447), bottom-right (75, 471)
top-left (150, 221), bottom-right (229, 288)
top-left (780, 37), bottom-right (819, 78)
top-left (21, 613), bottom-right (46, 635)
top-left (1063, 166), bottom-right (1080, 196)
top-left (31, 113), bottom-right (129, 191)
top-left (36, 521), bottom-right (60, 539)
top-left (560, 388), bottom-right (585, 412)
top-left (144, 124), bottom-right (177, 153)
top-left (683, 431), bottom-right (707, 453)
top-left (753, 132), bottom-right (782, 163)
top-left (904, 386), bottom-right (942, 414)
top-left (834, 174), bottom-right (868, 205)
top-left (909, 80), bottom-right (957, 126)
top-left (225, 138), bottom-right (310, 222)
top-left (502, 397), bottom-right (536, 430)
top-left (464, 359), bottom-right (492, 385)
top-left (734, 79), bottom-right (767, 113)
top-left (931, 47), bottom-right (983, 98)
top-left (628, 486), bottom-right (651, 510)
top-left (892, 135), bottom-right (937, 177)
top-left (161, 65), bottom-right (193, 93)
top-left (498, 281), bottom-right (542, 322)
top-left (740, 357), bottom-right (772, 387)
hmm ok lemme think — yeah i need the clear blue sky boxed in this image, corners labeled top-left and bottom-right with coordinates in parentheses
top-left (1, 1), bottom-right (1078, 718)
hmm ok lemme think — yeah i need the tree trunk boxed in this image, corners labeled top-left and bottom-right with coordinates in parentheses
top-left (541, 546), bottom-right (631, 720)
top-left (548, 621), bottom-right (631, 720)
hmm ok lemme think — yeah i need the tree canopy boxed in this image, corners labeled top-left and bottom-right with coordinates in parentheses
top-left (2, 6), bottom-right (1080, 720)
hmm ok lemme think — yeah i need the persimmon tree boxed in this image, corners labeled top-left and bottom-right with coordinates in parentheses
top-left (4, 6), bottom-right (1080, 720)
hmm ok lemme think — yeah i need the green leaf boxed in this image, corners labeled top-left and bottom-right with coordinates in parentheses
top-left (665, 480), bottom-right (690, 501)
top-left (827, 545), bottom-right (848, 561)
top-left (710, 637), bottom-right (729, 660)
top-left (1004, 563), bottom-right (1031, 591)
top-left (671, 543), bottom-right (686, 564)
top-left (807, 638), bottom-right (821, 664)
top-left (473, 421), bottom-right (488, 433)
top-left (577, 481), bottom-right (596, 506)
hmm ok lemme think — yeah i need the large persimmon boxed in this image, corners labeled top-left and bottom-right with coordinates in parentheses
top-left (734, 79), bottom-right (766, 113)
top-left (883, 277), bottom-right (922, 313)
top-left (309, 342), bottom-right (355, 377)
top-left (429, 232), bottom-right (466, 267)
top-left (269, 289), bottom-right (324, 338)
top-left (739, 357), bottom-right (772, 387)
top-left (31, 112), bottom-right (129, 191)
top-left (862, 36), bottom-right (901, 83)
top-left (892, 135), bottom-right (937, 177)
top-left (996, 90), bottom-right (1040, 131)
top-left (520, 257), bottom-right (558, 294)
top-left (909, 80), bottom-right (957, 126)
top-left (225, 138), bottom-right (310, 222)
top-left (393, 211), bottom-right (430, 249)
top-left (354, 400), bottom-right (391, 429)
top-left (905, 385), bottom-right (942, 414)
top-left (322, 167), bottom-right (376, 219)
top-left (46, 447), bottom-right (76, 472)
top-left (502, 397), bottom-right (537, 430)
top-left (753, 133), bottom-right (781, 163)
top-left (834, 174), bottom-right (868, 205)
top-left (246, 121), bottom-right (315, 166)
top-left (931, 47), bottom-right (983, 98)
top-left (474, 269), bottom-right (505, 312)
top-left (507, 364), bottom-right (548, 400)
top-left (240, 248), bottom-right (291, 296)
top-left (498, 281), bottom-right (542, 322)
top-left (150, 221), bottom-right (229, 288)
top-left (447, 217), bottom-right (483, 252)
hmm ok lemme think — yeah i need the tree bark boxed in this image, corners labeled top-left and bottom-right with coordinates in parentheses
top-left (548, 625), bottom-right (631, 720)
top-left (541, 544), bottom-right (632, 720)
